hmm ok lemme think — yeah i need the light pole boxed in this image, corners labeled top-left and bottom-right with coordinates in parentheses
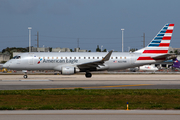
top-left (28, 27), bottom-right (32, 52)
top-left (121, 28), bottom-right (124, 52)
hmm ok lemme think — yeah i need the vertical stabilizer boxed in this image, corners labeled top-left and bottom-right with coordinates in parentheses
top-left (135, 23), bottom-right (174, 62)
top-left (135, 23), bottom-right (174, 54)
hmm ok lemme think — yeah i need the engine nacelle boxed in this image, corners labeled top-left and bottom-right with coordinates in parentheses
top-left (61, 66), bottom-right (75, 75)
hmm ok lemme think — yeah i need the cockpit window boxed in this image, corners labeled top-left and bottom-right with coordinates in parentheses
top-left (12, 56), bottom-right (21, 59)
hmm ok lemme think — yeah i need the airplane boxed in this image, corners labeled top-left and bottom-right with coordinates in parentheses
top-left (172, 58), bottom-right (180, 69)
top-left (139, 64), bottom-right (158, 71)
top-left (3, 23), bottom-right (175, 78)
top-left (129, 64), bottom-right (158, 72)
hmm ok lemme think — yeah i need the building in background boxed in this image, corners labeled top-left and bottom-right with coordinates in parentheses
top-left (0, 51), bottom-right (11, 62)
top-left (31, 47), bottom-right (50, 52)
top-left (74, 48), bottom-right (87, 52)
top-left (52, 47), bottom-right (71, 52)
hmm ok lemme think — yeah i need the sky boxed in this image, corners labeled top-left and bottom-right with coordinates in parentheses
top-left (0, 0), bottom-right (180, 52)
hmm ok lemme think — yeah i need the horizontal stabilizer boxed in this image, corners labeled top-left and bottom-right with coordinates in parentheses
top-left (152, 54), bottom-right (176, 60)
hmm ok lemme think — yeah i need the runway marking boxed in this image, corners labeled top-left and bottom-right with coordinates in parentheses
top-left (35, 84), bottom-right (153, 90)
top-left (20, 80), bottom-right (51, 82)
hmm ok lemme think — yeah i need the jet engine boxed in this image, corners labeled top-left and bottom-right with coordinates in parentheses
top-left (61, 66), bottom-right (79, 75)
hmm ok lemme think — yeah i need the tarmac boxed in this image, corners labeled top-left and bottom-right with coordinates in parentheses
top-left (1, 74), bottom-right (180, 81)
top-left (0, 74), bottom-right (180, 90)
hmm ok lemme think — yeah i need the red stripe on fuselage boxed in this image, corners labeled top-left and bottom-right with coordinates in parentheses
top-left (137, 57), bottom-right (166, 61)
top-left (143, 50), bottom-right (168, 54)
top-left (137, 57), bottom-right (154, 60)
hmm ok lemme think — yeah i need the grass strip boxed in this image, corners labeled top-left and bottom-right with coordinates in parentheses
top-left (0, 89), bottom-right (180, 110)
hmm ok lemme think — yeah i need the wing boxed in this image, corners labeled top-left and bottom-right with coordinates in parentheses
top-left (77, 50), bottom-right (113, 69)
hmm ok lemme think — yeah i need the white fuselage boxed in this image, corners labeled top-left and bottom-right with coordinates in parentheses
top-left (3, 52), bottom-right (163, 72)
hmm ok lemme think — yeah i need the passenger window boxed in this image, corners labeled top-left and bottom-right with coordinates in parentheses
top-left (88, 57), bottom-right (90, 59)
top-left (74, 57), bottom-right (76, 59)
top-left (84, 57), bottom-right (86, 59)
top-left (43, 57), bottom-right (45, 59)
top-left (48, 57), bottom-right (49, 59)
top-left (79, 57), bottom-right (81, 59)
top-left (97, 57), bottom-right (99, 59)
top-left (70, 57), bottom-right (72, 59)
top-left (125, 57), bottom-right (126, 59)
top-left (93, 57), bottom-right (95, 59)
top-left (116, 57), bottom-right (118, 59)
top-left (111, 57), bottom-right (113, 59)
top-left (56, 57), bottom-right (58, 59)
top-left (65, 57), bottom-right (67, 59)
top-left (61, 57), bottom-right (63, 59)
top-left (120, 57), bottom-right (122, 59)
top-left (52, 57), bottom-right (54, 59)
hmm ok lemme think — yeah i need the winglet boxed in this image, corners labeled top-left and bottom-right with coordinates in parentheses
top-left (102, 50), bottom-right (113, 61)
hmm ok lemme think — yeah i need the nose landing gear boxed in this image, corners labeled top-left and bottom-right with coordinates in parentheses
top-left (22, 70), bottom-right (28, 79)
top-left (23, 74), bottom-right (28, 79)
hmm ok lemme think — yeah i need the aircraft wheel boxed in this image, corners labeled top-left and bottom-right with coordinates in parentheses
top-left (23, 75), bottom-right (28, 79)
top-left (85, 72), bottom-right (92, 78)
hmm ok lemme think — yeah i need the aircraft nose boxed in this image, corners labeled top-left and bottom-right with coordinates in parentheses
top-left (3, 62), bottom-right (9, 68)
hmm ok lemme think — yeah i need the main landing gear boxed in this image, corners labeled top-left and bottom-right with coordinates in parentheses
top-left (85, 72), bottom-right (92, 78)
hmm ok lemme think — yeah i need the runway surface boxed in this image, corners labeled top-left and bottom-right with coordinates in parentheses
top-left (1, 75), bottom-right (180, 119)
top-left (1, 110), bottom-right (180, 120)
top-left (0, 74), bottom-right (180, 90)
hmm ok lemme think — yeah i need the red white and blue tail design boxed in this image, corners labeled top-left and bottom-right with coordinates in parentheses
top-left (144, 23), bottom-right (174, 54)
top-left (135, 23), bottom-right (174, 62)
